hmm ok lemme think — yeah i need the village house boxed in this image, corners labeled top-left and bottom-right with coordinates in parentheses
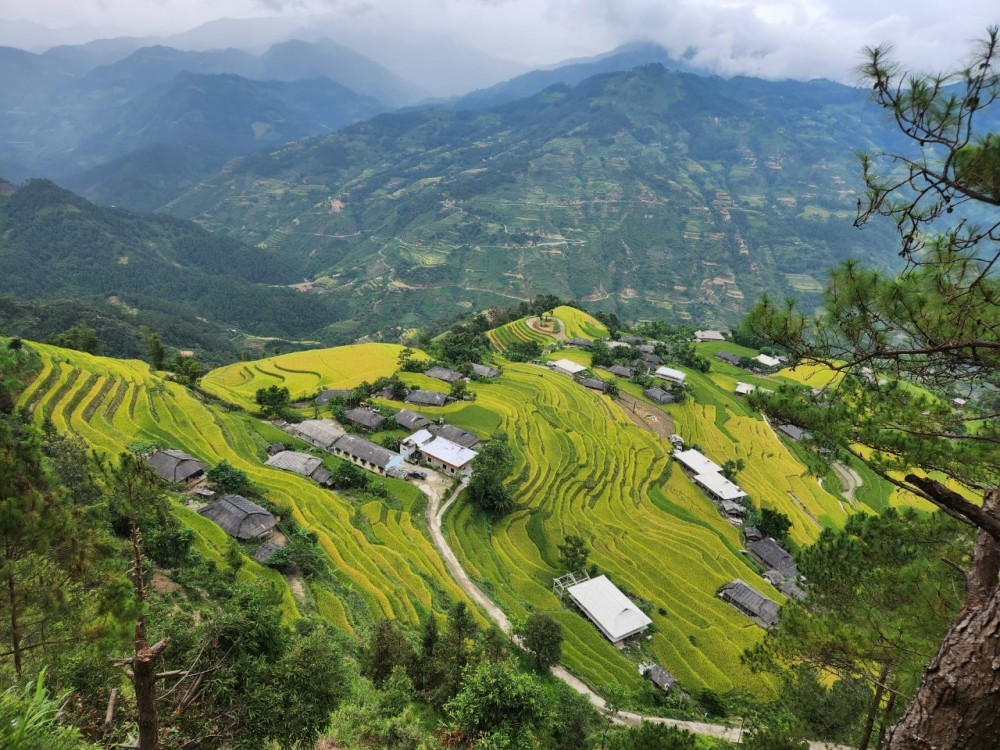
top-left (146, 449), bottom-right (207, 484)
top-left (735, 382), bottom-right (755, 396)
top-left (747, 537), bottom-right (799, 579)
top-left (253, 542), bottom-right (281, 565)
top-left (430, 424), bottom-right (480, 448)
top-left (564, 574), bottom-right (652, 645)
top-left (604, 365), bottom-right (634, 378)
top-left (198, 495), bottom-right (277, 541)
top-left (405, 389), bottom-right (448, 407)
top-left (292, 419), bottom-right (345, 451)
top-left (715, 351), bottom-right (742, 366)
top-left (654, 366), bottom-right (686, 385)
top-left (644, 386), bottom-right (674, 405)
top-left (640, 663), bottom-right (678, 693)
top-left (395, 408), bottom-right (433, 431)
top-left (265, 450), bottom-right (333, 487)
top-left (566, 337), bottom-right (593, 349)
top-left (776, 423), bottom-right (811, 441)
top-left (315, 388), bottom-right (350, 406)
top-left (579, 377), bottom-right (608, 392)
top-left (425, 366), bottom-right (464, 383)
top-left (718, 579), bottom-right (780, 628)
top-left (343, 407), bottom-right (386, 431)
top-left (401, 429), bottom-right (477, 477)
top-left (331, 434), bottom-right (404, 476)
top-left (695, 330), bottom-right (726, 342)
top-left (549, 358), bottom-right (588, 376)
top-left (471, 363), bottom-right (501, 379)
top-left (673, 448), bottom-right (722, 476)
top-left (755, 353), bottom-right (781, 369)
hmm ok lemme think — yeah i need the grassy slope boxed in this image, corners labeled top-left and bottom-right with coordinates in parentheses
top-left (17, 341), bottom-right (475, 634)
top-left (488, 306), bottom-right (608, 352)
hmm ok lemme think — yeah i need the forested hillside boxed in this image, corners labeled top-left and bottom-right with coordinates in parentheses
top-left (165, 64), bottom-right (903, 339)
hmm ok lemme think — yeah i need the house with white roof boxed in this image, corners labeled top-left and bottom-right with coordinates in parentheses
top-left (566, 575), bottom-right (652, 644)
top-left (401, 430), bottom-right (478, 477)
top-left (735, 382), bottom-right (755, 396)
top-left (755, 353), bottom-right (781, 368)
top-left (549, 358), bottom-right (587, 376)
top-left (673, 448), bottom-right (722, 475)
top-left (694, 472), bottom-right (747, 502)
top-left (654, 366), bottom-right (686, 385)
top-left (694, 330), bottom-right (726, 342)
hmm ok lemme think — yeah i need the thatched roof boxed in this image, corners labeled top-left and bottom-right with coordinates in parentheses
top-left (146, 449), bottom-right (206, 483)
top-left (199, 495), bottom-right (277, 540)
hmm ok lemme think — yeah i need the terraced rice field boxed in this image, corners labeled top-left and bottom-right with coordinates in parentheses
top-left (201, 343), bottom-right (409, 409)
top-left (550, 305), bottom-right (609, 339)
top-left (487, 306), bottom-right (608, 352)
top-left (17, 343), bottom-right (474, 633)
top-left (442, 361), bottom-right (784, 695)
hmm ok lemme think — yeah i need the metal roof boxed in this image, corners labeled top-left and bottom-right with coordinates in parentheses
top-left (567, 575), bottom-right (652, 643)
top-left (756, 353), bottom-right (781, 368)
top-left (405, 390), bottom-right (448, 407)
top-left (198, 495), bottom-right (277, 540)
top-left (673, 449), bottom-right (721, 475)
top-left (654, 366), bottom-right (686, 383)
top-left (695, 472), bottom-right (748, 501)
top-left (695, 330), bottom-right (726, 341)
top-left (146, 449), bottom-right (206, 483)
top-left (416, 435), bottom-right (477, 470)
top-left (550, 358), bottom-right (587, 375)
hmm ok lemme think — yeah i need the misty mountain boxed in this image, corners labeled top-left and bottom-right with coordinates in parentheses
top-left (162, 64), bottom-right (902, 339)
top-left (452, 42), bottom-right (706, 109)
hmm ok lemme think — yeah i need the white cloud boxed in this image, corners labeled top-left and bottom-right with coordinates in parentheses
top-left (1, 0), bottom-right (996, 84)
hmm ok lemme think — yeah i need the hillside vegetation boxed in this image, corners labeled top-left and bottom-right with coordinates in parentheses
top-left (165, 64), bottom-right (902, 339)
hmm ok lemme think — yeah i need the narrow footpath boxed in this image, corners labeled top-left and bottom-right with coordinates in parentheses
top-left (418, 473), bottom-right (846, 749)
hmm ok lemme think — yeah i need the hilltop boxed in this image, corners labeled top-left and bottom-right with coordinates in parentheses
top-left (163, 64), bottom-right (902, 338)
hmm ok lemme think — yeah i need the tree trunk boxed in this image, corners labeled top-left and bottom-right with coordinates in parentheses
top-left (6, 571), bottom-right (20, 676)
top-left (858, 664), bottom-right (889, 750)
top-left (883, 488), bottom-right (1000, 749)
top-left (134, 638), bottom-right (168, 750)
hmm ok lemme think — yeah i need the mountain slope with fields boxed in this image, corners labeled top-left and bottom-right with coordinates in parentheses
top-left (164, 64), bottom-right (902, 339)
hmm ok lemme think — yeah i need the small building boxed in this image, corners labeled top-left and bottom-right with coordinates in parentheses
top-left (719, 499), bottom-right (748, 517)
top-left (315, 388), bottom-right (350, 406)
top-left (332, 434), bottom-right (404, 476)
top-left (695, 472), bottom-right (748, 503)
top-left (265, 450), bottom-right (333, 487)
top-left (695, 330), bottom-right (726, 342)
top-left (620, 335), bottom-right (644, 345)
top-left (549, 358), bottom-right (588, 376)
top-left (199, 495), bottom-right (277, 541)
top-left (343, 407), bottom-right (386, 431)
top-left (716, 351), bottom-right (742, 366)
top-left (673, 448), bottom-right (722, 476)
top-left (735, 382), bottom-right (755, 396)
top-left (654, 366), bottom-right (686, 385)
top-left (644, 387), bottom-right (674, 405)
top-left (567, 337), bottom-right (593, 349)
top-left (636, 344), bottom-right (656, 354)
top-left (642, 353), bottom-right (663, 366)
top-left (430, 424), bottom-right (480, 448)
top-left (743, 526), bottom-right (764, 543)
top-left (292, 419), bottom-right (345, 451)
top-left (471, 363), bottom-right (501, 379)
top-left (566, 574), bottom-right (652, 644)
top-left (755, 353), bottom-right (781, 369)
top-left (640, 663), bottom-right (678, 693)
top-left (401, 430), bottom-right (477, 477)
top-left (605, 340), bottom-right (631, 349)
top-left (425, 366), bottom-right (464, 383)
top-left (776, 579), bottom-right (808, 602)
top-left (748, 538), bottom-right (799, 579)
top-left (193, 487), bottom-right (217, 502)
top-left (668, 434), bottom-right (684, 448)
top-left (253, 542), bottom-right (281, 565)
top-left (606, 365), bottom-right (634, 378)
top-left (718, 579), bottom-right (780, 628)
top-left (952, 397), bottom-right (968, 409)
top-left (395, 409), bottom-right (433, 432)
top-left (579, 377), bottom-right (608, 392)
top-left (146, 449), bottom-right (207, 484)
top-left (776, 423), bottom-right (810, 441)
top-left (405, 390), bottom-right (448, 407)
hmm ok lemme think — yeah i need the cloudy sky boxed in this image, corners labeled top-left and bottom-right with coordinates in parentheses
top-left (3, 0), bottom-right (997, 84)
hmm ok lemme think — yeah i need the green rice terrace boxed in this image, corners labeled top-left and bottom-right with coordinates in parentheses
top-left (16, 342), bottom-right (475, 636)
top-left (487, 305), bottom-right (608, 352)
top-left (15, 333), bottom-right (906, 701)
